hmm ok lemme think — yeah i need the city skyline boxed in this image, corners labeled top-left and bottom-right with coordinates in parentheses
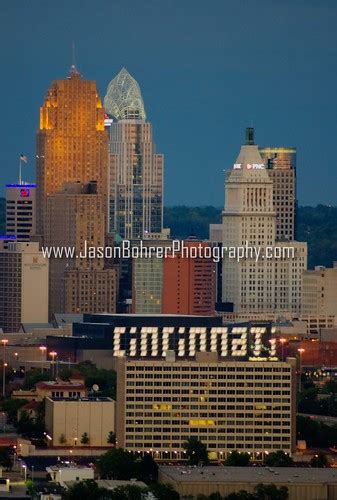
top-left (1, 0), bottom-right (337, 207)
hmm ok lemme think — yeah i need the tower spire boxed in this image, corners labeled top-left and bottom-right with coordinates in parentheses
top-left (69, 42), bottom-right (80, 77)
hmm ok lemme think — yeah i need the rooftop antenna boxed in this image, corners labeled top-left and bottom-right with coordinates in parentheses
top-left (69, 42), bottom-right (79, 76)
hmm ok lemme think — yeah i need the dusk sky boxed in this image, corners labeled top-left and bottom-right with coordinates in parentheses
top-left (1, 0), bottom-right (337, 206)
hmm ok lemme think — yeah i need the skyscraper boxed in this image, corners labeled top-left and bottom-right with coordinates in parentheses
top-left (259, 147), bottom-right (297, 241)
top-left (222, 129), bottom-right (306, 314)
top-left (104, 68), bottom-right (163, 239)
top-left (36, 66), bottom-right (116, 316)
top-left (36, 65), bottom-right (109, 240)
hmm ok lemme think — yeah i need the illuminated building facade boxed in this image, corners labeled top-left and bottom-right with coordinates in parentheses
top-left (36, 65), bottom-right (109, 240)
top-left (104, 68), bottom-right (163, 239)
top-left (259, 147), bottom-right (297, 241)
top-left (116, 353), bottom-right (296, 460)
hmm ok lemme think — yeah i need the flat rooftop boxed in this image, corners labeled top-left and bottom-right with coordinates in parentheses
top-left (48, 397), bottom-right (114, 402)
top-left (159, 466), bottom-right (337, 484)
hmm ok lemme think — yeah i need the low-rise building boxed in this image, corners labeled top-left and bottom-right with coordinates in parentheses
top-left (45, 397), bottom-right (115, 447)
top-left (46, 464), bottom-right (94, 487)
top-left (159, 465), bottom-right (337, 500)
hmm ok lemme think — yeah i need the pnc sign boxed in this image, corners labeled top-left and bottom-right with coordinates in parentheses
top-left (233, 163), bottom-right (265, 170)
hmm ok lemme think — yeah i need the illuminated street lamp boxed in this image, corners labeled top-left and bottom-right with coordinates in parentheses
top-left (1, 339), bottom-right (8, 398)
top-left (298, 348), bottom-right (305, 393)
top-left (39, 346), bottom-right (47, 363)
top-left (279, 338), bottom-right (287, 362)
top-left (49, 351), bottom-right (57, 378)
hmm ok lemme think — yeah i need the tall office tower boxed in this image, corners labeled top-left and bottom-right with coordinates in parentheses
top-left (162, 241), bottom-right (216, 315)
top-left (259, 147), bottom-right (296, 241)
top-left (5, 183), bottom-right (36, 246)
top-left (104, 68), bottom-right (163, 239)
top-left (36, 65), bottom-right (108, 241)
top-left (0, 242), bottom-right (48, 332)
top-left (222, 129), bottom-right (306, 314)
top-left (45, 182), bottom-right (118, 315)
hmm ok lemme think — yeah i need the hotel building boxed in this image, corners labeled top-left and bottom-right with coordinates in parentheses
top-left (116, 352), bottom-right (296, 461)
top-left (0, 242), bottom-right (48, 332)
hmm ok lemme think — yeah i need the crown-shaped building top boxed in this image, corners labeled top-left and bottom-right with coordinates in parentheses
top-left (104, 67), bottom-right (146, 120)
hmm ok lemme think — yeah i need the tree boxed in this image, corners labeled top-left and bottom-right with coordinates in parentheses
top-left (97, 448), bottom-right (140, 480)
top-left (64, 479), bottom-right (109, 500)
top-left (107, 431), bottom-right (116, 445)
top-left (264, 450), bottom-right (293, 467)
top-left (140, 452), bottom-right (158, 481)
top-left (0, 448), bottom-right (12, 470)
top-left (224, 451), bottom-right (250, 466)
top-left (254, 483), bottom-right (288, 500)
top-left (111, 485), bottom-right (145, 500)
top-left (310, 452), bottom-right (329, 468)
top-left (23, 369), bottom-right (51, 389)
top-left (1, 398), bottom-right (28, 424)
top-left (81, 432), bottom-right (90, 445)
top-left (209, 493), bottom-right (222, 500)
top-left (59, 433), bottom-right (66, 445)
top-left (324, 379), bottom-right (337, 395)
top-left (225, 491), bottom-right (255, 500)
top-left (183, 437), bottom-right (209, 465)
top-left (149, 483), bottom-right (180, 500)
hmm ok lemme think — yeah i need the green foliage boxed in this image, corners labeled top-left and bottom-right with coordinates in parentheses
top-left (310, 452), bottom-right (329, 468)
top-left (81, 432), bottom-right (90, 445)
top-left (264, 450), bottom-right (293, 467)
top-left (163, 204), bottom-right (337, 269)
top-left (1, 398), bottom-right (28, 424)
top-left (59, 433), bottom-right (66, 444)
top-left (149, 483), bottom-right (180, 500)
top-left (17, 409), bottom-right (46, 439)
top-left (324, 379), bottom-right (337, 395)
top-left (297, 415), bottom-right (337, 448)
top-left (0, 448), bottom-right (12, 470)
top-left (64, 479), bottom-right (110, 500)
top-left (23, 369), bottom-right (51, 389)
top-left (183, 437), bottom-right (209, 465)
top-left (66, 361), bottom-right (117, 398)
top-left (25, 479), bottom-right (37, 498)
top-left (96, 448), bottom-right (140, 480)
top-left (224, 484), bottom-right (288, 500)
top-left (209, 493), bottom-right (222, 500)
top-left (107, 431), bottom-right (116, 444)
top-left (164, 206), bottom-right (221, 240)
top-left (254, 483), bottom-right (288, 500)
top-left (140, 453), bottom-right (158, 481)
top-left (224, 451), bottom-right (250, 466)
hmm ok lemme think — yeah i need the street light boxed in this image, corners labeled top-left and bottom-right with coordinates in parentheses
top-left (298, 348), bottom-right (305, 393)
top-left (39, 346), bottom-right (47, 363)
top-left (22, 464), bottom-right (27, 482)
top-left (1, 340), bottom-right (8, 398)
top-left (279, 338), bottom-right (287, 362)
top-left (49, 351), bottom-right (57, 379)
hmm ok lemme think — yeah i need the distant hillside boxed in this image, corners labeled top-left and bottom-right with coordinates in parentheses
top-left (164, 205), bottom-right (337, 269)
top-left (0, 199), bottom-right (335, 269)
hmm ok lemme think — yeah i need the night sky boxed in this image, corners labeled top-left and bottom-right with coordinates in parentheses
top-left (1, 0), bottom-right (336, 206)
